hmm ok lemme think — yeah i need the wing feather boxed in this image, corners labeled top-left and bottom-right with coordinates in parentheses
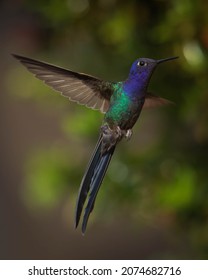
top-left (13, 54), bottom-right (113, 113)
top-left (144, 93), bottom-right (174, 108)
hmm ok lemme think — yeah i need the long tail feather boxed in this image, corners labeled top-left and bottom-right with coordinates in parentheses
top-left (82, 146), bottom-right (115, 233)
top-left (75, 135), bottom-right (116, 233)
top-left (75, 135), bottom-right (102, 228)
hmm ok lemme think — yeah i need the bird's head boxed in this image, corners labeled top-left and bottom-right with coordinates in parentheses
top-left (129, 56), bottom-right (178, 83)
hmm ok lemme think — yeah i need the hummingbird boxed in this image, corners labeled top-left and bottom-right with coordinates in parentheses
top-left (13, 54), bottom-right (178, 233)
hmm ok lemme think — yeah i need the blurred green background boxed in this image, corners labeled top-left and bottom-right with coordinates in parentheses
top-left (0, 0), bottom-right (208, 259)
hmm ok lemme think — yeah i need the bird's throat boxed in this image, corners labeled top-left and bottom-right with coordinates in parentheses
top-left (123, 77), bottom-right (147, 100)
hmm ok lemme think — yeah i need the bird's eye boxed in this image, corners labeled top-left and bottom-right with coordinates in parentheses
top-left (138, 61), bottom-right (147, 67)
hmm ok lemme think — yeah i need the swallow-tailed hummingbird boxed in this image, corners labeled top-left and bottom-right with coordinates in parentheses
top-left (13, 54), bottom-right (178, 234)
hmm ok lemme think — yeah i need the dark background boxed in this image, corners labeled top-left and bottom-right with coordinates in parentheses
top-left (0, 0), bottom-right (208, 259)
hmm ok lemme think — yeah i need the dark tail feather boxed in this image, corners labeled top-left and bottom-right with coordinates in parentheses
top-left (82, 146), bottom-right (115, 234)
top-left (75, 135), bottom-right (102, 228)
top-left (75, 135), bottom-right (116, 233)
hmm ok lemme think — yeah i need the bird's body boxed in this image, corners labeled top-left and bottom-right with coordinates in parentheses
top-left (13, 54), bottom-right (177, 233)
top-left (105, 82), bottom-right (144, 130)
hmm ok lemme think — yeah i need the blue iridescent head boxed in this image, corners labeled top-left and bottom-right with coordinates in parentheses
top-left (129, 58), bottom-right (157, 83)
top-left (124, 56), bottom-right (178, 97)
top-left (129, 56), bottom-right (178, 81)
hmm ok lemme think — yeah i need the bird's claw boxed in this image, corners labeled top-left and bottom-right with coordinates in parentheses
top-left (101, 125), bottom-right (132, 140)
top-left (125, 129), bottom-right (132, 140)
top-left (101, 124), bottom-right (124, 153)
top-left (101, 124), bottom-right (123, 140)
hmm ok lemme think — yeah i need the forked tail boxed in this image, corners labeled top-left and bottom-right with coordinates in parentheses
top-left (75, 135), bottom-right (116, 234)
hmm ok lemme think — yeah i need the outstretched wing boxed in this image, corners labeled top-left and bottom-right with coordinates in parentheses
top-left (13, 54), bottom-right (113, 113)
top-left (144, 93), bottom-right (174, 108)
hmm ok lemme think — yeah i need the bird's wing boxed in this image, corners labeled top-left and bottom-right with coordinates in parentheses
top-left (13, 54), bottom-right (113, 113)
top-left (144, 93), bottom-right (174, 108)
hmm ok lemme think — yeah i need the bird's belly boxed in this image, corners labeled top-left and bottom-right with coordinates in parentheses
top-left (104, 99), bottom-right (144, 130)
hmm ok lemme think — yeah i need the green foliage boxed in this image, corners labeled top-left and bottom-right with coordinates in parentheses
top-left (62, 107), bottom-right (102, 138)
top-left (23, 148), bottom-right (77, 210)
top-left (157, 167), bottom-right (196, 211)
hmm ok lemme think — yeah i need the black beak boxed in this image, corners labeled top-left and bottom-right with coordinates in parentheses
top-left (157, 56), bottom-right (179, 64)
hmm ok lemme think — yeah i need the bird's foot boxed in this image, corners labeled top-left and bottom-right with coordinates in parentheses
top-left (101, 124), bottom-right (132, 141)
top-left (101, 124), bottom-right (132, 139)
top-left (101, 124), bottom-right (123, 140)
top-left (101, 124), bottom-right (123, 153)
top-left (124, 129), bottom-right (132, 140)
top-left (115, 126), bottom-right (123, 139)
